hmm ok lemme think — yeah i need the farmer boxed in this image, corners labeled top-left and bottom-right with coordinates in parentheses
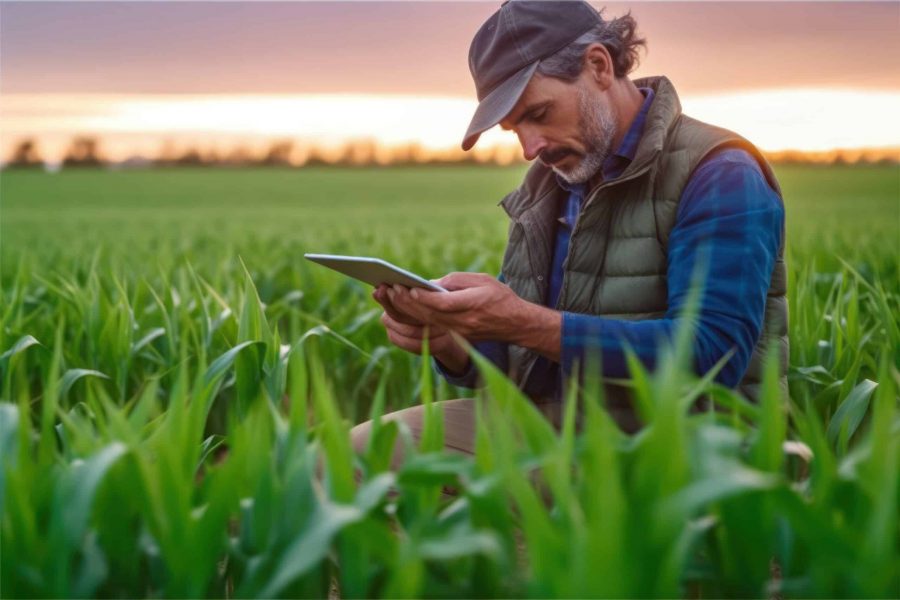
top-left (354, 0), bottom-right (786, 462)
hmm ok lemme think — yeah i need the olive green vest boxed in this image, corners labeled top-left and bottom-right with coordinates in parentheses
top-left (498, 75), bottom-right (788, 404)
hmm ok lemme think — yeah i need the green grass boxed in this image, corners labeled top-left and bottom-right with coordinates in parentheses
top-left (1, 165), bottom-right (898, 598)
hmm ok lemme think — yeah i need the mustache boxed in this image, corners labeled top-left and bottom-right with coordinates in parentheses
top-left (539, 147), bottom-right (577, 165)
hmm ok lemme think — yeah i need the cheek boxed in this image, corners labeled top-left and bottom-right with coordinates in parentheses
top-left (551, 105), bottom-right (586, 146)
top-left (548, 120), bottom-right (588, 153)
top-left (566, 123), bottom-right (591, 150)
top-left (556, 135), bottom-right (589, 155)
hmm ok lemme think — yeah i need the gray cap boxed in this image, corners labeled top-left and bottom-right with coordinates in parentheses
top-left (462, 0), bottom-right (602, 151)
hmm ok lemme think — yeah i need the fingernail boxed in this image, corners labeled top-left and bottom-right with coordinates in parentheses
top-left (387, 287), bottom-right (395, 298)
top-left (410, 288), bottom-right (419, 299)
top-left (392, 285), bottom-right (402, 294)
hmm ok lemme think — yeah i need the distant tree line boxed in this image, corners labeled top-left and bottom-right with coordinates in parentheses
top-left (3, 136), bottom-right (898, 171)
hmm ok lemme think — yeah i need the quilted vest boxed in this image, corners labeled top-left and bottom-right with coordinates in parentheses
top-left (498, 75), bottom-right (788, 404)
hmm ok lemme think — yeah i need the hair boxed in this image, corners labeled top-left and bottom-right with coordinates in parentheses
top-left (536, 10), bottom-right (646, 81)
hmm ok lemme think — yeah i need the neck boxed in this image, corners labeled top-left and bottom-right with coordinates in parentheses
top-left (586, 79), bottom-right (644, 191)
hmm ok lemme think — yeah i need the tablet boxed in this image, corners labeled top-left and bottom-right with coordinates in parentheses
top-left (304, 253), bottom-right (448, 292)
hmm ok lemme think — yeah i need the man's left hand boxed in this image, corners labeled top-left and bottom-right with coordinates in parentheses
top-left (385, 272), bottom-right (562, 360)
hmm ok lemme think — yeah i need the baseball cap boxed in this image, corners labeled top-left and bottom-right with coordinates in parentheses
top-left (462, 0), bottom-right (603, 151)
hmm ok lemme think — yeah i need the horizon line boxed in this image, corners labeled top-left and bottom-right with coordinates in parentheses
top-left (4, 87), bottom-right (899, 157)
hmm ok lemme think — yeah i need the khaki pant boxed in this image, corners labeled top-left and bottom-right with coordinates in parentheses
top-left (349, 384), bottom-right (648, 471)
top-left (350, 397), bottom-right (573, 471)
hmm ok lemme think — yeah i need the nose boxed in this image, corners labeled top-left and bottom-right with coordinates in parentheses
top-left (517, 129), bottom-right (547, 162)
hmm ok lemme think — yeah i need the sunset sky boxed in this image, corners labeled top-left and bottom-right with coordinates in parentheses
top-left (2, 1), bottom-right (899, 162)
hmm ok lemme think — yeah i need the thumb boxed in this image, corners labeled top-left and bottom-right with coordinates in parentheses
top-left (437, 272), bottom-right (494, 291)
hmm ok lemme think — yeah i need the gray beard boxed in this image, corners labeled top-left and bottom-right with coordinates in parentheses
top-left (553, 88), bottom-right (618, 185)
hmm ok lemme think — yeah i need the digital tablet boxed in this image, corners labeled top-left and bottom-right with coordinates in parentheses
top-left (304, 253), bottom-right (448, 292)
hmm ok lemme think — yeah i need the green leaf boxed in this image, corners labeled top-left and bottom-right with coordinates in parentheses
top-left (0, 334), bottom-right (43, 363)
top-left (366, 419), bottom-right (399, 474)
top-left (203, 340), bottom-right (267, 386)
top-left (353, 471), bottom-right (396, 513)
top-left (416, 523), bottom-right (501, 561)
top-left (255, 501), bottom-right (363, 599)
top-left (238, 257), bottom-right (272, 343)
top-left (52, 442), bottom-right (128, 547)
top-left (131, 327), bottom-right (165, 355)
top-left (0, 403), bottom-right (21, 509)
top-left (660, 466), bottom-right (781, 519)
top-left (398, 452), bottom-right (471, 486)
top-left (71, 532), bottom-right (110, 598)
top-left (60, 369), bottom-right (110, 399)
top-left (751, 348), bottom-right (788, 473)
top-left (826, 378), bottom-right (878, 446)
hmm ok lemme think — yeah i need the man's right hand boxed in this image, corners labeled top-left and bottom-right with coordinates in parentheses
top-left (372, 284), bottom-right (471, 375)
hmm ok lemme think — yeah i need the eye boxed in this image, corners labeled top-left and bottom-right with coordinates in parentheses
top-left (531, 107), bottom-right (548, 123)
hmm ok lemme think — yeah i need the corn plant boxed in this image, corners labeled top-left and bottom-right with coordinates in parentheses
top-left (1, 165), bottom-right (898, 597)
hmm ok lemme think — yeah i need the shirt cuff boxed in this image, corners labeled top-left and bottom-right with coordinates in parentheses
top-left (560, 311), bottom-right (583, 377)
top-left (433, 356), bottom-right (480, 388)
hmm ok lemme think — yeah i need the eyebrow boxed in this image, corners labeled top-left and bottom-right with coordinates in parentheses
top-left (501, 101), bottom-right (551, 130)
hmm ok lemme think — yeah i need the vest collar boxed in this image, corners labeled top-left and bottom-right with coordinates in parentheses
top-left (627, 75), bottom-right (682, 174)
top-left (500, 75), bottom-right (683, 220)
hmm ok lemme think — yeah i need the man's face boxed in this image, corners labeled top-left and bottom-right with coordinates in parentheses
top-left (499, 72), bottom-right (618, 184)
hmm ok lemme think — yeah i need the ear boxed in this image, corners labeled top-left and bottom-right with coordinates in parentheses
top-left (583, 43), bottom-right (615, 90)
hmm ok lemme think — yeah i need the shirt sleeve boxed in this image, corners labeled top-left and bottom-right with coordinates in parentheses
top-left (560, 148), bottom-right (785, 387)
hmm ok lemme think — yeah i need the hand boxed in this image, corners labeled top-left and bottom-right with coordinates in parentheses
top-left (386, 273), bottom-right (562, 362)
top-left (386, 273), bottom-right (531, 341)
top-left (372, 284), bottom-right (422, 326)
top-left (372, 284), bottom-right (470, 374)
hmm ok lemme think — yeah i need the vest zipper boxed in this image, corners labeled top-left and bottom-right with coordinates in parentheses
top-left (512, 155), bottom-right (658, 394)
top-left (556, 158), bottom-right (657, 309)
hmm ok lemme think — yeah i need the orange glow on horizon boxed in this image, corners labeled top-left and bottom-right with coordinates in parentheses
top-left (2, 88), bottom-right (899, 163)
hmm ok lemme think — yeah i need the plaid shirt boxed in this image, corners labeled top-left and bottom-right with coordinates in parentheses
top-left (439, 88), bottom-right (784, 393)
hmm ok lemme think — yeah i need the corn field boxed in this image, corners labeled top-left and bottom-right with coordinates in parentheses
top-left (1, 165), bottom-right (898, 598)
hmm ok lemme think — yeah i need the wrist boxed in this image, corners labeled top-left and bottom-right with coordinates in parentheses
top-left (434, 344), bottom-right (470, 376)
top-left (510, 301), bottom-right (562, 361)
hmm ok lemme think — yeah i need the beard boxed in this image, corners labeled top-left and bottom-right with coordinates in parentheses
top-left (548, 88), bottom-right (618, 185)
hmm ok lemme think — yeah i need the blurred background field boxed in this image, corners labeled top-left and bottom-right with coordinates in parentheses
top-left (4, 163), bottom-right (896, 272)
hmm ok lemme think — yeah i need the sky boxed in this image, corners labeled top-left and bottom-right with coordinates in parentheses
top-left (2, 1), bottom-right (899, 161)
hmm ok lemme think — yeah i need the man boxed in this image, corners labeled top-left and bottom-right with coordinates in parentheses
top-left (352, 0), bottom-right (786, 463)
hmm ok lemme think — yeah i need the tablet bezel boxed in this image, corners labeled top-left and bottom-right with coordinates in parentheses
top-left (304, 253), bottom-right (448, 293)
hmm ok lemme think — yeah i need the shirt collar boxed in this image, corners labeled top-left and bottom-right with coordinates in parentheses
top-left (556, 86), bottom-right (655, 192)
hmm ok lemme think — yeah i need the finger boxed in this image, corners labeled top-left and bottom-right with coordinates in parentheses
top-left (427, 333), bottom-right (461, 359)
top-left (374, 284), bottom-right (397, 302)
top-left (381, 312), bottom-right (435, 338)
top-left (389, 285), bottom-right (435, 322)
top-left (377, 287), bottom-right (424, 325)
top-left (373, 284), bottom-right (391, 306)
top-left (381, 310), bottom-right (420, 332)
top-left (385, 327), bottom-right (432, 355)
top-left (376, 295), bottom-right (416, 325)
top-left (435, 272), bottom-right (495, 291)
top-left (407, 287), bottom-right (481, 313)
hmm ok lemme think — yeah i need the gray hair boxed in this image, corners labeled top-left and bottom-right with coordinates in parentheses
top-left (536, 10), bottom-right (646, 81)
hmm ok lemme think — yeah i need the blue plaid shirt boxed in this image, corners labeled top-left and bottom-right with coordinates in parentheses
top-left (439, 87), bottom-right (784, 392)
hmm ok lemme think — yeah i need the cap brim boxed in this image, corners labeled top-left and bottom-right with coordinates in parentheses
top-left (461, 61), bottom-right (538, 151)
